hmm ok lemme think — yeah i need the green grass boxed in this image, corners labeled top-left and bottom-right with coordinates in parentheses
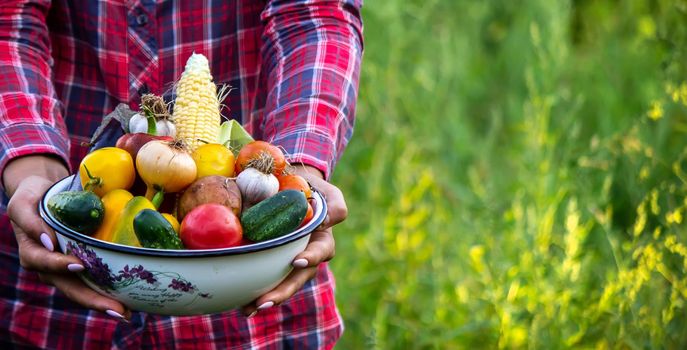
top-left (330, 0), bottom-right (687, 348)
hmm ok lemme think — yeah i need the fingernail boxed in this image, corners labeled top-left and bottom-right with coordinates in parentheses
top-left (257, 301), bottom-right (274, 311)
top-left (106, 309), bottom-right (127, 322)
top-left (292, 258), bottom-right (308, 268)
top-left (40, 233), bottom-right (54, 252)
top-left (67, 263), bottom-right (84, 272)
top-left (247, 310), bottom-right (258, 318)
top-left (105, 309), bottom-right (130, 323)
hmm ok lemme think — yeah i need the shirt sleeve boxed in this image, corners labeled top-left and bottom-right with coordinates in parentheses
top-left (0, 0), bottom-right (70, 192)
top-left (259, 0), bottom-right (363, 179)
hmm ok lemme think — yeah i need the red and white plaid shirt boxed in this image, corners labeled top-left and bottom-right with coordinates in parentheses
top-left (0, 0), bottom-right (363, 348)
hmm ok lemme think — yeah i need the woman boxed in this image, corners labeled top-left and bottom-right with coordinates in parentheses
top-left (0, 0), bottom-right (363, 348)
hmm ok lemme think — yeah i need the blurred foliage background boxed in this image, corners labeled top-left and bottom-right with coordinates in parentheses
top-left (330, 0), bottom-right (687, 348)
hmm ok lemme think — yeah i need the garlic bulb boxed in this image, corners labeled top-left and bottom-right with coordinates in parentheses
top-left (129, 113), bottom-right (149, 134)
top-left (130, 94), bottom-right (177, 137)
top-left (128, 112), bottom-right (176, 137)
top-left (236, 167), bottom-right (279, 207)
top-left (156, 119), bottom-right (176, 138)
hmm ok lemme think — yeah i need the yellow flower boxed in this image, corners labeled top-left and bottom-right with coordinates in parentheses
top-left (639, 166), bottom-right (650, 180)
top-left (650, 189), bottom-right (660, 215)
top-left (666, 209), bottom-right (683, 225)
top-left (665, 82), bottom-right (687, 104)
top-left (638, 16), bottom-right (656, 38)
top-left (633, 201), bottom-right (647, 236)
top-left (469, 245), bottom-right (486, 273)
top-left (647, 100), bottom-right (663, 120)
top-left (653, 227), bottom-right (662, 239)
top-left (666, 82), bottom-right (678, 101)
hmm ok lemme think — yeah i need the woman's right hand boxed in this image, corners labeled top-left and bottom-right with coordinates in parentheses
top-left (4, 155), bottom-right (130, 321)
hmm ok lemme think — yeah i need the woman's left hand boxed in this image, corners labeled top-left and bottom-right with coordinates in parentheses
top-left (242, 165), bottom-right (347, 317)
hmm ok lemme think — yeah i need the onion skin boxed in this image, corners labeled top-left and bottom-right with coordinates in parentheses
top-left (116, 133), bottom-right (174, 161)
top-left (136, 140), bottom-right (197, 196)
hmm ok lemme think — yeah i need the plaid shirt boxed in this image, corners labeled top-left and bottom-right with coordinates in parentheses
top-left (0, 0), bottom-right (362, 348)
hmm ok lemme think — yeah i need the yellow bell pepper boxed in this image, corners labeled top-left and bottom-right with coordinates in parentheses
top-left (93, 189), bottom-right (133, 242)
top-left (110, 196), bottom-right (156, 247)
top-left (161, 213), bottom-right (180, 234)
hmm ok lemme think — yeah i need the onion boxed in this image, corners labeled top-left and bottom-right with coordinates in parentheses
top-left (236, 152), bottom-right (279, 207)
top-left (136, 140), bottom-right (197, 207)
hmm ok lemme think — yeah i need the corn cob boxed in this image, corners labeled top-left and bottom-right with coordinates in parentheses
top-left (173, 53), bottom-right (221, 150)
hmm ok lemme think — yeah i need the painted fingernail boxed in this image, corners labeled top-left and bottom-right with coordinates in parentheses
top-left (247, 310), bottom-right (258, 318)
top-left (106, 309), bottom-right (127, 321)
top-left (292, 258), bottom-right (308, 268)
top-left (257, 301), bottom-right (274, 311)
top-left (40, 233), bottom-right (54, 252)
top-left (67, 263), bottom-right (85, 272)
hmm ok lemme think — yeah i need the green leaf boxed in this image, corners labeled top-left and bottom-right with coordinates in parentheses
top-left (218, 120), bottom-right (254, 155)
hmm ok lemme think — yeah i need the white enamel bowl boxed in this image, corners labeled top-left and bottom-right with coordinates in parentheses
top-left (39, 175), bottom-right (326, 316)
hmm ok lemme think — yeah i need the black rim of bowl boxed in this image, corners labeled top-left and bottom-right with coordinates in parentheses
top-left (39, 175), bottom-right (327, 257)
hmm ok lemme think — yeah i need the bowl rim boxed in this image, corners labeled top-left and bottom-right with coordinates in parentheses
top-left (39, 175), bottom-right (327, 257)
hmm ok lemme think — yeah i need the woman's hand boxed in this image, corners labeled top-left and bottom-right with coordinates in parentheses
top-left (242, 165), bottom-right (347, 317)
top-left (4, 155), bottom-right (131, 321)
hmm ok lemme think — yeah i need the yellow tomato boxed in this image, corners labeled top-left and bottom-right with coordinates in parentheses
top-left (191, 143), bottom-right (235, 178)
top-left (79, 147), bottom-right (135, 197)
top-left (161, 213), bottom-right (180, 233)
top-left (93, 189), bottom-right (134, 242)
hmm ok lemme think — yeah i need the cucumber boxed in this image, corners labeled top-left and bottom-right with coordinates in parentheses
top-left (47, 191), bottom-right (105, 235)
top-left (241, 190), bottom-right (308, 242)
top-left (133, 209), bottom-right (184, 249)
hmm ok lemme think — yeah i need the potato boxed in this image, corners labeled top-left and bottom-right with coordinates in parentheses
top-left (178, 176), bottom-right (242, 220)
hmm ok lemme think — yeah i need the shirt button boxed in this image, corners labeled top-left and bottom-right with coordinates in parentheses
top-left (136, 14), bottom-right (148, 26)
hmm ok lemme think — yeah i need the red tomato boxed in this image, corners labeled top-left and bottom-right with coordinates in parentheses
top-left (236, 141), bottom-right (287, 175)
top-left (278, 174), bottom-right (312, 198)
top-left (299, 202), bottom-right (314, 228)
top-left (180, 204), bottom-right (242, 249)
top-left (238, 237), bottom-right (255, 246)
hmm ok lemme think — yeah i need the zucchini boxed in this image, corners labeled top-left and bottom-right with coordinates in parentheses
top-left (133, 209), bottom-right (184, 249)
top-left (241, 190), bottom-right (308, 242)
top-left (47, 191), bottom-right (105, 235)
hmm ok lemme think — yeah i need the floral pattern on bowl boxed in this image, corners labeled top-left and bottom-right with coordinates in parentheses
top-left (66, 241), bottom-right (212, 307)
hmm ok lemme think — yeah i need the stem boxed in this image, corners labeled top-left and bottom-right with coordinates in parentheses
top-left (144, 186), bottom-right (155, 200)
top-left (82, 164), bottom-right (102, 192)
top-left (145, 186), bottom-right (165, 209)
top-left (247, 151), bottom-right (275, 174)
top-left (145, 110), bottom-right (157, 135)
top-left (83, 163), bottom-right (95, 180)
